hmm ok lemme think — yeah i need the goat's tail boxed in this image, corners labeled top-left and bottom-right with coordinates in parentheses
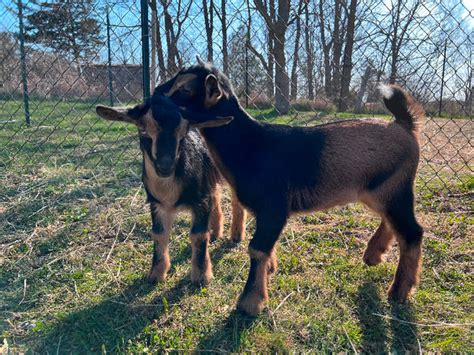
top-left (380, 84), bottom-right (425, 139)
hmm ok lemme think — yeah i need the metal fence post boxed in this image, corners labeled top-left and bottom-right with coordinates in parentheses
top-left (439, 38), bottom-right (448, 117)
top-left (140, 0), bottom-right (150, 100)
top-left (106, 5), bottom-right (114, 106)
top-left (18, 0), bottom-right (30, 126)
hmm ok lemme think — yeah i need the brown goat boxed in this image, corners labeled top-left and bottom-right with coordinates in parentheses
top-left (155, 62), bottom-right (425, 315)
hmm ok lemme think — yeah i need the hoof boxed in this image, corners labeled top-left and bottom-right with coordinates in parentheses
top-left (237, 292), bottom-right (267, 316)
top-left (231, 234), bottom-right (244, 243)
top-left (388, 283), bottom-right (414, 302)
top-left (191, 268), bottom-right (213, 286)
top-left (363, 250), bottom-right (384, 266)
top-left (147, 271), bottom-right (167, 284)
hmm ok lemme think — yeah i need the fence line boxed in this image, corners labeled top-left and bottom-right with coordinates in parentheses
top-left (0, 0), bottom-right (472, 194)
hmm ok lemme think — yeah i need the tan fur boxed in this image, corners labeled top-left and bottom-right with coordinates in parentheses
top-left (237, 247), bottom-right (270, 316)
top-left (163, 73), bottom-right (198, 97)
top-left (363, 220), bottom-right (395, 266)
top-left (204, 74), bottom-right (223, 108)
top-left (388, 239), bottom-right (422, 301)
top-left (230, 189), bottom-right (246, 242)
top-left (209, 186), bottom-right (224, 239)
top-left (190, 232), bottom-right (213, 285)
top-left (268, 248), bottom-right (278, 275)
top-left (140, 111), bottom-right (159, 158)
top-left (147, 207), bottom-right (175, 283)
top-left (143, 154), bottom-right (182, 208)
top-left (148, 232), bottom-right (171, 282)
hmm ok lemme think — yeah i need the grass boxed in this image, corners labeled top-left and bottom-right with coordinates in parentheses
top-left (0, 99), bottom-right (473, 352)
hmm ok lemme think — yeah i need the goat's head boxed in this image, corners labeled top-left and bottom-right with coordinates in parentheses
top-left (155, 59), bottom-right (234, 112)
top-left (96, 95), bottom-right (232, 177)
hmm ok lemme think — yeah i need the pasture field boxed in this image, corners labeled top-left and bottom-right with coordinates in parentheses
top-left (0, 99), bottom-right (472, 352)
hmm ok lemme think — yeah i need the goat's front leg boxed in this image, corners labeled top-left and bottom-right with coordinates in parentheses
top-left (148, 203), bottom-right (174, 283)
top-left (237, 210), bottom-right (287, 316)
top-left (190, 202), bottom-right (213, 285)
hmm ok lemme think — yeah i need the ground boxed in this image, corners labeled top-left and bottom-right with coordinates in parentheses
top-left (0, 99), bottom-right (473, 352)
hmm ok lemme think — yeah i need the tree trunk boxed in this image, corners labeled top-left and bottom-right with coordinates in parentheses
top-left (290, 14), bottom-right (301, 100)
top-left (274, 34), bottom-right (289, 113)
top-left (331, 0), bottom-right (343, 98)
top-left (220, 0), bottom-right (228, 73)
top-left (161, 1), bottom-right (177, 75)
top-left (338, 0), bottom-right (357, 111)
top-left (318, 0), bottom-right (332, 97)
top-left (150, 0), bottom-right (157, 87)
top-left (155, 7), bottom-right (166, 80)
top-left (267, 30), bottom-right (275, 98)
top-left (355, 61), bottom-right (373, 113)
top-left (304, 3), bottom-right (314, 100)
top-left (203, 0), bottom-right (214, 62)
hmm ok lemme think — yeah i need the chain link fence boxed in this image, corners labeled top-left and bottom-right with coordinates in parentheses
top-left (0, 0), bottom-right (472, 195)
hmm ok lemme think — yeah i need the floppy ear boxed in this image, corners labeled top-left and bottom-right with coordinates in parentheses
top-left (96, 105), bottom-right (138, 124)
top-left (204, 74), bottom-right (222, 108)
top-left (190, 116), bottom-right (233, 129)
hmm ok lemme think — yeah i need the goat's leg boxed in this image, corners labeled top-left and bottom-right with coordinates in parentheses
top-left (190, 201), bottom-right (213, 285)
top-left (237, 211), bottom-right (287, 316)
top-left (363, 219), bottom-right (395, 266)
top-left (385, 184), bottom-right (424, 302)
top-left (230, 189), bottom-right (247, 242)
top-left (148, 203), bottom-right (174, 283)
top-left (209, 185), bottom-right (224, 240)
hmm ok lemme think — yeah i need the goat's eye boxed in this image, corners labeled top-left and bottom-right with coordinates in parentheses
top-left (180, 87), bottom-right (192, 95)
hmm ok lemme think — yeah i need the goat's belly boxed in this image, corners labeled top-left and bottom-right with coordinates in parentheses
top-left (289, 186), bottom-right (359, 214)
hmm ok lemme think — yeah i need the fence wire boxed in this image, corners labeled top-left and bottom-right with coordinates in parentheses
top-left (0, 0), bottom-right (472, 195)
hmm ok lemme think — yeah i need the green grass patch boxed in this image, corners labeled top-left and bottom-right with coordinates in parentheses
top-left (1, 99), bottom-right (473, 352)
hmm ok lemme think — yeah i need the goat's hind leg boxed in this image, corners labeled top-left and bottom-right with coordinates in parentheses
top-left (363, 219), bottom-right (395, 266)
top-left (190, 201), bottom-right (213, 285)
top-left (148, 203), bottom-right (174, 283)
top-left (209, 185), bottom-right (224, 240)
top-left (386, 184), bottom-right (423, 302)
top-left (230, 189), bottom-right (247, 243)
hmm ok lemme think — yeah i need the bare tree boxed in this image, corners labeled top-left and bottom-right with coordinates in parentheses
top-left (290, 1), bottom-right (306, 100)
top-left (203, 0), bottom-right (214, 62)
top-left (355, 60), bottom-right (373, 113)
top-left (254, 0), bottom-right (295, 114)
top-left (213, 0), bottom-right (228, 73)
top-left (338, 0), bottom-right (357, 111)
top-left (331, 0), bottom-right (344, 98)
top-left (304, 1), bottom-right (315, 100)
top-left (159, 0), bottom-right (191, 77)
top-left (387, 0), bottom-right (420, 84)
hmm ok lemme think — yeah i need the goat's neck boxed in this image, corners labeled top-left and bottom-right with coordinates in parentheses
top-left (200, 96), bottom-right (259, 179)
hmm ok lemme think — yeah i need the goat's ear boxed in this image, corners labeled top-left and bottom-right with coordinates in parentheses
top-left (190, 116), bottom-right (233, 129)
top-left (196, 55), bottom-right (206, 66)
top-left (96, 105), bottom-right (138, 124)
top-left (204, 74), bottom-right (222, 108)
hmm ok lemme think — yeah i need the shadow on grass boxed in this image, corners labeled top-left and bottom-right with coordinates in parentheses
top-left (356, 281), bottom-right (419, 353)
top-left (196, 309), bottom-right (256, 352)
top-left (389, 301), bottom-right (420, 352)
top-left (31, 239), bottom-right (236, 353)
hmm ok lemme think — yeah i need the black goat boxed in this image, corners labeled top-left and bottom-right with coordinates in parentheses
top-left (155, 62), bottom-right (425, 315)
top-left (96, 95), bottom-right (246, 285)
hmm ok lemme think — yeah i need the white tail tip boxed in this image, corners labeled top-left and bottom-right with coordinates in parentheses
top-left (379, 84), bottom-right (394, 99)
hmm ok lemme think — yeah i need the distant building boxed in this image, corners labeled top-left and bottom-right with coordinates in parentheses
top-left (83, 63), bottom-right (143, 103)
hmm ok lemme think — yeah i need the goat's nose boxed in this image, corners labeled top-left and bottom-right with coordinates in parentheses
top-left (157, 156), bottom-right (174, 168)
